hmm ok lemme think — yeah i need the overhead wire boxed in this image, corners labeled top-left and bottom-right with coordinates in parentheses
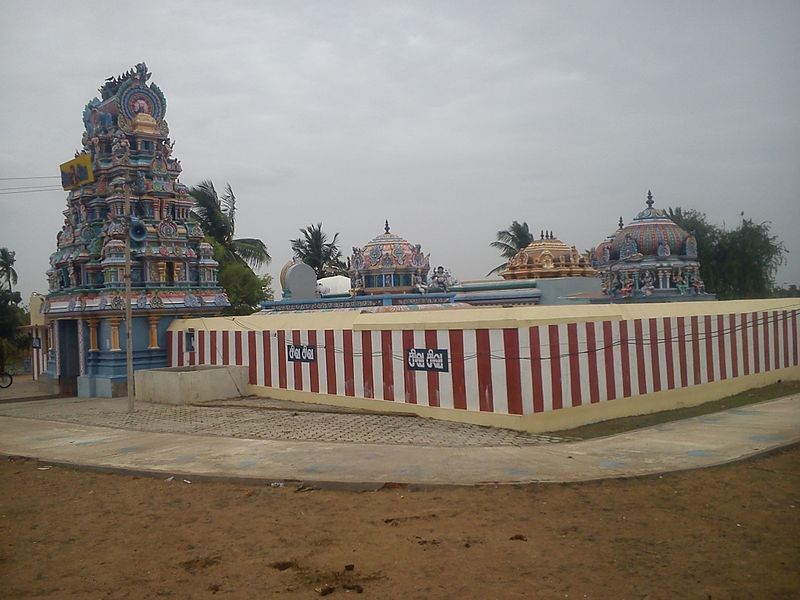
top-left (0, 183), bottom-right (65, 191)
top-left (176, 304), bottom-right (800, 368)
top-left (0, 186), bottom-right (64, 195)
top-left (0, 175), bottom-right (60, 181)
top-left (0, 174), bottom-right (64, 196)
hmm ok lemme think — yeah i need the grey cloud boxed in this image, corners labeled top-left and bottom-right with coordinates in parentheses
top-left (1, 1), bottom-right (798, 302)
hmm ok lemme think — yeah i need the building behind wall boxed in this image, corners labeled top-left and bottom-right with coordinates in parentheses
top-left (42, 63), bottom-right (228, 397)
top-left (264, 222), bottom-right (602, 312)
top-left (23, 293), bottom-right (49, 381)
top-left (592, 191), bottom-right (714, 302)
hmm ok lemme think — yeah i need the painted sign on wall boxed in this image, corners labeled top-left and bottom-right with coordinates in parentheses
top-left (167, 305), bottom-right (800, 417)
top-left (407, 348), bottom-right (449, 372)
top-left (288, 344), bottom-right (317, 363)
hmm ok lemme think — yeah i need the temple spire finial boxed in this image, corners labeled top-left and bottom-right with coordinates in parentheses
top-left (384, 219), bottom-right (390, 234)
top-left (646, 189), bottom-right (654, 208)
top-left (618, 216), bottom-right (624, 230)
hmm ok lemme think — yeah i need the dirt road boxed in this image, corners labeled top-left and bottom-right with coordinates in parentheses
top-left (1, 447), bottom-right (798, 599)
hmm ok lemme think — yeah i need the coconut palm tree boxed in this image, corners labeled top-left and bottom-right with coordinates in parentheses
top-left (487, 221), bottom-right (534, 276)
top-left (189, 181), bottom-right (270, 269)
top-left (291, 222), bottom-right (347, 279)
top-left (0, 248), bottom-right (18, 292)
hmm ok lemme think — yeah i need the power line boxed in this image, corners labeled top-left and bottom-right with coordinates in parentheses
top-left (0, 187), bottom-right (64, 196)
top-left (0, 183), bottom-right (65, 192)
top-left (181, 305), bottom-right (800, 365)
top-left (0, 175), bottom-right (60, 181)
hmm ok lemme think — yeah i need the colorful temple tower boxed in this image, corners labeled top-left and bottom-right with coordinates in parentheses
top-left (592, 191), bottom-right (711, 301)
top-left (43, 63), bottom-right (228, 397)
top-left (500, 231), bottom-right (595, 280)
top-left (349, 221), bottom-right (431, 295)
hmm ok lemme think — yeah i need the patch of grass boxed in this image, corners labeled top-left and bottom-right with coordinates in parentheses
top-left (550, 380), bottom-right (800, 441)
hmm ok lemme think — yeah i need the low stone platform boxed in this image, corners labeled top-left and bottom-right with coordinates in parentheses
top-left (135, 365), bottom-right (247, 405)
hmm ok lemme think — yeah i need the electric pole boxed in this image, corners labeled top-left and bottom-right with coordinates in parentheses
top-left (124, 182), bottom-right (134, 412)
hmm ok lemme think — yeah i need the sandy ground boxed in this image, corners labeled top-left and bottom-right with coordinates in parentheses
top-left (1, 447), bottom-right (799, 600)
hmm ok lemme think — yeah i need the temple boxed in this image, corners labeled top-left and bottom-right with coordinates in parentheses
top-left (350, 220), bottom-right (431, 295)
top-left (592, 191), bottom-right (712, 301)
top-left (263, 222), bottom-right (600, 312)
top-left (263, 221), bottom-right (452, 311)
top-left (501, 231), bottom-right (595, 280)
top-left (43, 63), bottom-right (227, 397)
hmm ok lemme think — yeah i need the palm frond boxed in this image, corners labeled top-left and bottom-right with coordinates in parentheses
top-left (290, 222), bottom-right (345, 278)
top-left (222, 183), bottom-right (236, 229)
top-left (233, 238), bottom-right (271, 269)
top-left (189, 180), bottom-right (233, 244)
top-left (489, 240), bottom-right (523, 258)
top-left (190, 180), bottom-right (270, 270)
top-left (488, 220), bottom-right (534, 274)
top-left (486, 263), bottom-right (509, 277)
top-left (0, 248), bottom-right (18, 292)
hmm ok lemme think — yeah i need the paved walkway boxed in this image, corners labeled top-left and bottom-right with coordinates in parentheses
top-left (0, 394), bottom-right (798, 486)
top-left (0, 397), bottom-right (567, 447)
top-left (0, 374), bottom-right (59, 402)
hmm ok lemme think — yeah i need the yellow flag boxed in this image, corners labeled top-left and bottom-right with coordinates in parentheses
top-left (59, 154), bottom-right (94, 190)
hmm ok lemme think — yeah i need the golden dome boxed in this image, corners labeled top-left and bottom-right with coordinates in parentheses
top-left (501, 233), bottom-right (595, 280)
top-left (131, 112), bottom-right (158, 135)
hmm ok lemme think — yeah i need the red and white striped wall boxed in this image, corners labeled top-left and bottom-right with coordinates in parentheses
top-left (29, 324), bottom-right (48, 381)
top-left (167, 305), bottom-right (800, 416)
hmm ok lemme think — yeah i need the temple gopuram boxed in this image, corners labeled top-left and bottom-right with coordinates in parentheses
top-left (501, 231), bottom-right (595, 280)
top-left (43, 63), bottom-right (228, 396)
top-left (262, 221), bottom-right (454, 312)
top-left (263, 222), bottom-right (603, 312)
top-left (444, 230), bottom-right (599, 306)
top-left (350, 221), bottom-right (431, 295)
top-left (592, 191), bottom-right (712, 302)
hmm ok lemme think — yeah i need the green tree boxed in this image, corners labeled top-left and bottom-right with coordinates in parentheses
top-left (217, 259), bottom-right (267, 315)
top-left (715, 217), bottom-right (786, 299)
top-left (488, 221), bottom-right (534, 276)
top-left (773, 284), bottom-right (800, 298)
top-left (260, 274), bottom-right (275, 302)
top-left (669, 208), bottom-right (786, 300)
top-left (0, 248), bottom-right (24, 372)
top-left (211, 243), bottom-right (273, 314)
top-left (189, 181), bottom-right (270, 269)
top-left (0, 289), bottom-right (28, 372)
top-left (0, 248), bottom-right (18, 292)
top-left (189, 181), bottom-right (272, 314)
top-left (668, 208), bottom-right (723, 292)
top-left (667, 208), bottom-right (720, 251)
top-left (290, 222), bottom-right (348, 279)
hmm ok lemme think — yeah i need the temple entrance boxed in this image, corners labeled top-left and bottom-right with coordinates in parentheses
top-left (58, 320), bottom-right (79, 395)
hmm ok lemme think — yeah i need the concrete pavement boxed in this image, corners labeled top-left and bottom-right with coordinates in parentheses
top-left (0, 393), bottom-right (798, 486)
top-left (0, 374), bottom-right (60, 403)
top-left (0, 396), bottom-right (568, 447)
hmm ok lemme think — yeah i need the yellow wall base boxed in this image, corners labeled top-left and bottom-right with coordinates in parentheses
top-left (248, 365), bottom-right (800, 433)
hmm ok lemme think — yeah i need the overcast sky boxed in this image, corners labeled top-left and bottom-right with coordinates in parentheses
top-left (1, 1), bottom-right (798, 303)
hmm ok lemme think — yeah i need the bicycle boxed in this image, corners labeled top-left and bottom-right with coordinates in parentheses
top-left (0, 371), bottom-right (12, 389)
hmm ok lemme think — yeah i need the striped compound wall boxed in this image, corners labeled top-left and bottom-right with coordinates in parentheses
top-left (167, 301), bottom-right (800, 430)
